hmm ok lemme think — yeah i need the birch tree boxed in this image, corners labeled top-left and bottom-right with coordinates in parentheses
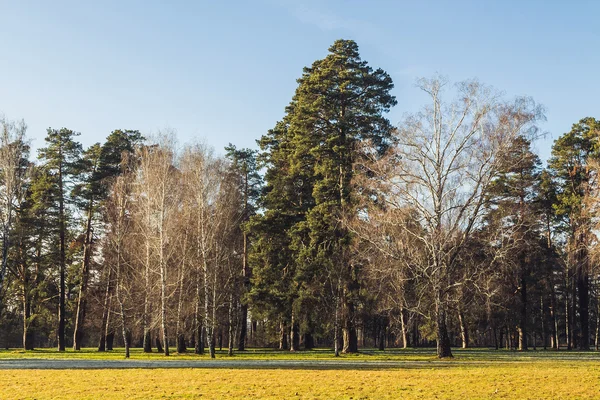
top-left (0, 117), bottom-right (28, 310)
top-left (135, 134), bottom-right (180, 356)
top-left (364, 77), bottom-right (543, 357)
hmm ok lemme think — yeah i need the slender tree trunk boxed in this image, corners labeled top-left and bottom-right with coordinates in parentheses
top-left (541, 296), bottom-right (547, 350)
top-left (176, 234), bottom-right (187, 354)
top-left (290, 311), bottom-right (299, 352)
top-left (155, 335), bottom-right (163, 353)
top-left (204, 258), bottom-right (215, 359)
top-left (22, 279), bottom-right (34, 350)
top-left (57, 162), bottom-right (66, 352)
top-left (518, 270), bottom-right (528, 351)
top-left (73, 203), bottom-right (94, 350)
top-left (342, 277), bottom-right (358, 353)
top-left (105, 295), bottom-right (114, 350)
top-left (194, 265), bottom-right (204, 355)
top-left (213, 270), bottom-right (219, 356)
top-left (238, 305), bottom-right (248, 351)
top-left (595, 298), bottom-right (600, 351)
top-left (159, 255), bottom-right (169, 356)
top-left (238, 228), bottom-right (249, 351)
top-left (115, 242), bottom-right (129, 358)
top-left (279, 320), bottom-right (288, 350)
top-left (98, 268), bottom-right (112, 352)
top-left (412, 316), bottom-right (419, 348)
top-left (378, 316), bottom-right (385, 351)
top-left (176, 277), bottom-right (187, 354)
top-left (333, 279), bottom-right (341, 356)
top-left (228, 292), bottom-right (234, 356)
top-left (458, 309), bottom-right (469, 349)
top-left (566, 272), bottom-right (573, 350)
top-left (158, 200), bottom-right (169, 357)
top-left (578, 271), bottom-right (590, 350)
top-left (142, 238), bottom-right (152, 353)
top-left (550, 282), bottom-right (559, 350)
top-left (0, 201), bottom-right (13, 326)
top-left (493, 325), bottom-right (498, 350)
top-left (400, 307), bottom-right (408, 349)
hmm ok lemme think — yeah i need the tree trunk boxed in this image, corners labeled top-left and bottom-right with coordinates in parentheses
top-left (541, 296), bottom-right (547, 350)
top-left (204, 284), bottom-right (215, 359)
top-left (566, 274), bottom-right (573, 350)
top-left (104, 293), bottom-right (113, 350)
top-left (22, 282), bottom-right (34, 350)
top-left (155, 335), bottom-right (163, 353)
top-left (238, 305), bottom-right (248, 351)
top-left (238, 228), bottom-right (249, 351)
top-left (342, 321), bottom-right (358, 353)
top-left (176, 237), bottom-right (187, 354)
top-left (378, 317), bottom-right (385, 351)
top-left (436, 305), bottom-right (453, 358)
top-left (458, 309), bottom-right (469, 349)
top-left (279, 321), bottom-right (287, 350)
top-left (290, 312), bottom-right (299, 352)
top-left (595, 298), bottom-right (600, 351)
top-left (57, 162), bottom-right (66, 352)
top-left (400, 308), bottom-right (408, 349)
top-left (73, 204), bottom-right (94, 351)
top-left (228, 292), bottom-right (234, 356)
top-left (106, 331), bottom-right (114, 351)
top-left (342, 297), bottom-right (358, 353)
top-left (333, 281), bottom-right (341, 356)
top-left (578, 272), bottom-right (590, 350)
top-left (115, 248), bottom-right (129, 359)
top-left (304, 332), bottom-right (314, 350)
top-left (98, 267), bottom-right (112, 352)
top-left (143, 222), bottom-right (152, 353)
top-left (518, 271), bottom-right (528, 351)
top-left (159, 215), bottom-right (169, 356)
top-left (550, 282), bottom-right (559, 350)
top-left (195, 269), bottom-right (204, 355)
top-left (412, 316), bottom-right (419, 348)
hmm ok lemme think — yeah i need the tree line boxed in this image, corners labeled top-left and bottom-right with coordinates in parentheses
top-left (0, 39), bottom-right (598, 358)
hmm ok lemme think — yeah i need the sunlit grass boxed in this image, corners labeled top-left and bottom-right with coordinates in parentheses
top-left (2, 349), bottom-right (600, 398)
top-left (2, 362), bottom-right (600, 399)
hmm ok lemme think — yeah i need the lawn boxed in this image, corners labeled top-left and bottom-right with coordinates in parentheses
top-left (1, 348), bottom-right (600, 399)
top-left (2, 346), bottom-right (600, 361)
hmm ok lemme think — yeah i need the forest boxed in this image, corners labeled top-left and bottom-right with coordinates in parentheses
top-left (0, 39), bottom-right (598, 360)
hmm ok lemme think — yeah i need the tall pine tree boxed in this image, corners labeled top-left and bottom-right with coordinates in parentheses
top-left (250, 39), bottom-right (396, 353)
top-left (38, 128), bottom-right (82, 351)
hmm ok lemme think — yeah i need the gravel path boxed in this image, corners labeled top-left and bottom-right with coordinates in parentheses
top-left (1, 353), bottom-right (598, 370)
top-left (0, 359), bottom-right (471, 370)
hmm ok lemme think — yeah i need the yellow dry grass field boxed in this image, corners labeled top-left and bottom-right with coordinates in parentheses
top-left (2, 362), bottom-right (600, 399)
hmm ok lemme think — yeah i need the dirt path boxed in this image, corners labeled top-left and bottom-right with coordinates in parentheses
top-left (0, 358), bottom-right (482, 370)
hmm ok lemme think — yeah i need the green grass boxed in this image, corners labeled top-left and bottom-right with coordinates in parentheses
top-left (2, 346), bottom-right (600, 362)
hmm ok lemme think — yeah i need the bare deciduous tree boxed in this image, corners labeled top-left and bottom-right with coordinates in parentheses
top-left (361, 77), bottom-right (543, 357)
top-left (0, 117), bottom-right (28, 305)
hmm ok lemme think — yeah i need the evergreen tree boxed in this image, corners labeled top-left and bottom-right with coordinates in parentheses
top-left (72, 130), bottom-right (143, 350)
top-left (224, 144), bottom-right (262, 351)
top-left (38, 128), bottom-right (82, 351)
top-left (486, 136), bottom-right (542, 351)
top-left (250, 39), bottom-right (396, 352)
top-left (548, 117), bottom-right (600, 350)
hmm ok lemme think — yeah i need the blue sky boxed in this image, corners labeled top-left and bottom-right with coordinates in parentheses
top-left (0, 0), bottom-right (598, 162)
